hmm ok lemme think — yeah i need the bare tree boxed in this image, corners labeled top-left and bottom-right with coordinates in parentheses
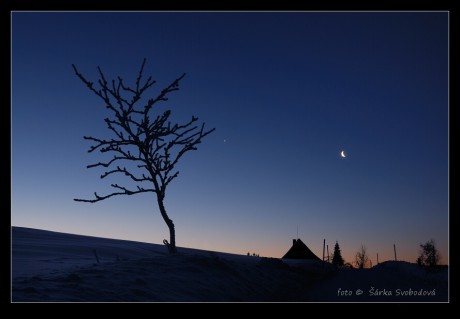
top-left (417, 239), bottom-right (440, 267)
top-left (72, 59), bottom-right (215, 254)
top-left (354, 245), bottom-right (370, 269)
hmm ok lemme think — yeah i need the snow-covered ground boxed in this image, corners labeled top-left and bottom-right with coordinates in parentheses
top-left (12, 227), bottom-right (448, 302)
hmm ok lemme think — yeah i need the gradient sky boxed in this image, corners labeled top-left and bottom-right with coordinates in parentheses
top-left (12, 12), bottom-right (448, 264)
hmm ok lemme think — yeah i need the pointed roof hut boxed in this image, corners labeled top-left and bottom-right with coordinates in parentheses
top-left (282, 238), bottom-right (321, 260)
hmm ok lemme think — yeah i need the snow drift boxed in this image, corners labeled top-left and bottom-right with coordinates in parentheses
top-left (12, 227), bottom-right (448, 302)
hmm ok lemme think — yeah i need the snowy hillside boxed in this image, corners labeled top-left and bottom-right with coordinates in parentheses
top-left (12, 227), bottom-right (448, 302)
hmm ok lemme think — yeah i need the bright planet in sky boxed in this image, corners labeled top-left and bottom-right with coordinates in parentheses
top-left (340, 150), bottom-right (347, 158)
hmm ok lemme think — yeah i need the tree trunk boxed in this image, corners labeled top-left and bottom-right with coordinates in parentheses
top-left (156, 194), bottom-right (177, 254)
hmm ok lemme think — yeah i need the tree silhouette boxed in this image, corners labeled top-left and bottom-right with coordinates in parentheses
top-left (73, 59), bottom-right (215, 254)
top-left (354, 245), bottom-right (369, 269)
top-left (417, 239), bottom-right (440, 267)
top-left (331, 241), bottom-right (345, 267)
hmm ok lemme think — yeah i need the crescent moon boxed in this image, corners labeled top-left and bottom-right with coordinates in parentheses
top-left (341, 151), bottom-right (346, 158)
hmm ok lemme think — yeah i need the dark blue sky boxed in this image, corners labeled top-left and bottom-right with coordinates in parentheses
top-left (12, 12), bottom-right (448, 263)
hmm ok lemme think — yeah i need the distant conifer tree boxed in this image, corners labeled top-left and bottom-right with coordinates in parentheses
top-left (332, 241), bottom-right (345, 267)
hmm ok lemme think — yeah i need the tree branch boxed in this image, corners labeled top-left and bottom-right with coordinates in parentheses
top-left (74, 186), bottom-right (155, 203)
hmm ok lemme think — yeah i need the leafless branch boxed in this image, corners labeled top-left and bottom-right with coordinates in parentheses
top-left (74, 185), bottom-right (155, 203)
